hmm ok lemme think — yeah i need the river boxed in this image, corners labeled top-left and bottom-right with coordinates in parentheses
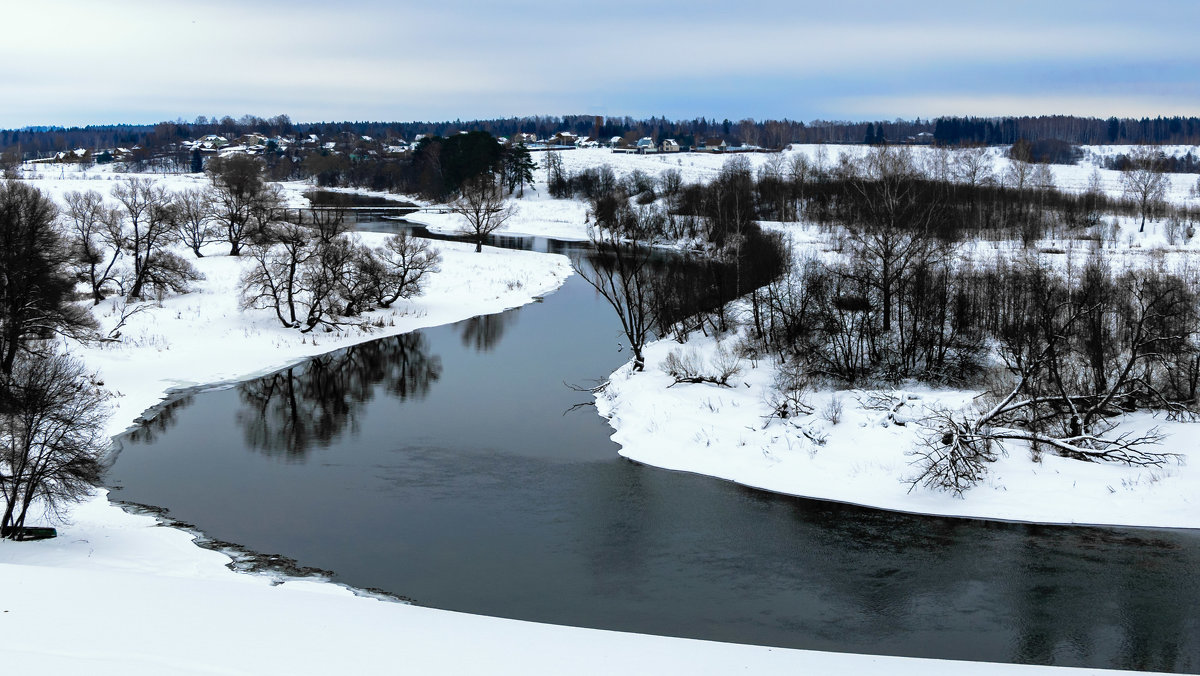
top-left (105, 226), bottom-right (1200, 672)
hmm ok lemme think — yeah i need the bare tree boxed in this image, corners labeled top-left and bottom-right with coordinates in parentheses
top-left (452, 174), bottom-right (513, 252)
top-left (1003, 158), bottom-right (1033, 193)
top-left (247, 183), bottom-right (285, 237)
top-left (1, 352), bottom-right (109, 537)
top-left (1120, 146), bottom-right (1168, 233)
top-left (172, 187), bottom-right (217, 257)
top-left (242, 207), bottom-right (417, 333)
top-left (952, 146), bottom-right (994, 188)
top-left (63, 190), bottom-right (123, 304)
top-left (575, 225), bottom-right (656, 371)
top-left (544, 150), bottom-right (569, 197)
top-left (360, 232), bottom-right (441, 308)
top-left (207, 155), bottom-right (271, 255)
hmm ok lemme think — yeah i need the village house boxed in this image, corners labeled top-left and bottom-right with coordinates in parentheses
top-left (636, 137), bottom-right (657, 153)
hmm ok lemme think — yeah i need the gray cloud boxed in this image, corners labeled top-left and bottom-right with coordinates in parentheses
top-left (3, 0), bottom-right (1197, 126)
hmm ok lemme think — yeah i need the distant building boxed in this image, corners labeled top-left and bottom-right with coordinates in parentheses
top-left (636, 137), bottom-right (657, 153)
top-left (661, 139), bottom-right (680, 153)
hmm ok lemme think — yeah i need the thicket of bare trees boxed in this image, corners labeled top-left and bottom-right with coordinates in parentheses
top-left (707, 148), bottom-right (1200, 493)
top-left (555, 146), bottom-right (1200, 494)
top-left (110, 177), bottom-right (202, 299)
top-left (906, 257), bottom-right (1196, 494)
top-left (240, 210), bottom-right (440, 332)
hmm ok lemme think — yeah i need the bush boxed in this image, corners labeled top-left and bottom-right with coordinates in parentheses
top-left (822, 395), bottom-right (843, 425)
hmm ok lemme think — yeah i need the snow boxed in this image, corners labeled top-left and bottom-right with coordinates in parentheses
top-left (596, 329), bottom-right (1200, 530)
top-left (1, 157), bottom-right (1193, 674)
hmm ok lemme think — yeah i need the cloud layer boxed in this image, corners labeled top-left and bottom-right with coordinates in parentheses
top-left (3, 0), bottom-right (1196, 127)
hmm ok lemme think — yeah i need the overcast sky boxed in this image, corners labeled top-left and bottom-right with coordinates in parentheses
top-left (2, 0), bottom-right (1197, 128)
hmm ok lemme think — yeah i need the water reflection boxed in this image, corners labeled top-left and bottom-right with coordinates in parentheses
top-left (236, 332), bottom-right (441, 458)
top-left (124, 394), bottom-right (197, 445)
top-left (457, 312), bottom-right (511, 353)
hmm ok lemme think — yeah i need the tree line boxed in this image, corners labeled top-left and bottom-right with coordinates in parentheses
top-left (569, 146), bottom-right (1199, 494)
top-left (933, 115), bottom-right (1200, 146)
top-left (9, 113), bottom-right (1200, 165)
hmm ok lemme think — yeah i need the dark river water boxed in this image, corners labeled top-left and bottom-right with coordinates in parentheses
top-left (106, 226), bottom-right (1200, 673)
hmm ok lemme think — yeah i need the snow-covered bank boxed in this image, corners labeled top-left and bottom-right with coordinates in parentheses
top-left (72, 236), bottom-right (570, 440)
top-left (596, 327), bottom-right (1200, 530)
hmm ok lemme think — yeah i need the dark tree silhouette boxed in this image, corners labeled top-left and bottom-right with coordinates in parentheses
top-left (0, 181), bottom-right (96, 374)
top-left (575, 227), bottom-right (656, 372)
top-left (1, 352), bottom-right (109, 537)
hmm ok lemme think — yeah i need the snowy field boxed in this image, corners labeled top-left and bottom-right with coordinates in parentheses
top-left (2, 153), bottom-right (1196, 673)
top-left (395, 143), bottom-right (1200, 243)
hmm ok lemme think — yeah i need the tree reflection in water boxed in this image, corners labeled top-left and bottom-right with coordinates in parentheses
top-left (122, 394), bottom-right (197, 446)
top-left (456, 312), bottom-right (511, 353)
top-left (236, 331), bottom-right (442, 458)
